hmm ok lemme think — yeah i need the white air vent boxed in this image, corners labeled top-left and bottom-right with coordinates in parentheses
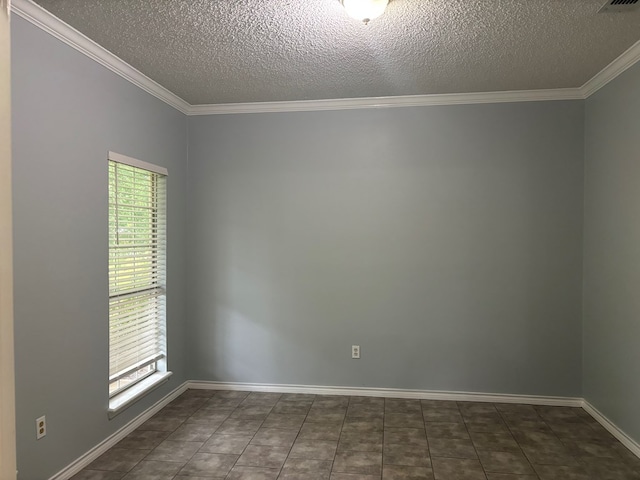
top-left (599, 0), bottom-right (640, 12)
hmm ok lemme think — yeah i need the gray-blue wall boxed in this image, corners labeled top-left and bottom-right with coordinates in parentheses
top-left (584, 61), bottom-right (640, 444)
top-left (187, 102), bottom-right (585, 397)
top-left (11, 17), bottom-right (188, 479)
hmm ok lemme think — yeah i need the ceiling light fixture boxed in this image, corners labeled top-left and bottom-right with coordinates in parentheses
top-left (341, 0), bottom-right (389, 24)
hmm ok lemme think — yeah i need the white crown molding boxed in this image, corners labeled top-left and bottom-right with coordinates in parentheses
top-left (582, 400), bottom-right (640, 459)
top-left (187, 381), bottom-right (583, 407)
top-left (10, 0), bottom-right (640, 115)
top-left (10, 0), bottom-right (191, 115)
top-left (48, 382), bottom-right (188, 480)
top-left (581, 38), bottom-right (640, 98)
top-left (187, 88), bottom-right (585, 115)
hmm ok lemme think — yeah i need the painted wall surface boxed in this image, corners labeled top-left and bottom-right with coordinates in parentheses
top-left (1, 1), bottom-right (17, 478)
top-left (187, 102), bottom-right (585, 397)
top-left (584, 61), bottom-right (640, 444)
top-left (11, 18), bottom-right (188, 479)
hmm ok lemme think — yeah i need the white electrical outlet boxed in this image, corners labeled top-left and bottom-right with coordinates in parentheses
top-left (352, 345), bottom-right (360, 359)
top-left (36, 416), bottom-right (46, 440)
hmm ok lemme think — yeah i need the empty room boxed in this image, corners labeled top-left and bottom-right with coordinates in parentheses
top-left (2, 0), bottom-right (640, 479)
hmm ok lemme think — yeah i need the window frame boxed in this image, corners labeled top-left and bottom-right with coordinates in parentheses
top-left (107, 151), bottom-right (171, 417)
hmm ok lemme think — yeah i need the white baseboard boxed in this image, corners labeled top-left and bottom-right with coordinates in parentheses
top-left (582, 400), bottom-right (640, 459)
top-left (49, 382), bottom-right (189, 480)
top-left (187, 381), bottom-right (583, 407)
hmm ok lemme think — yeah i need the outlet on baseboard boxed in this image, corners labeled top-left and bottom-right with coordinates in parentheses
top-left (36, 416), bottom-right (46, 440)
top-left (352, 345), bottom-right (360, 359)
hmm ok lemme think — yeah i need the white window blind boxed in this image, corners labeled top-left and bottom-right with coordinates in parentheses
top-left (108, 154), bottom-right (167, 397)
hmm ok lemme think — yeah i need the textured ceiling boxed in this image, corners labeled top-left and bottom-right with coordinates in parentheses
top-left (33, 0), bottom-right (640, 105)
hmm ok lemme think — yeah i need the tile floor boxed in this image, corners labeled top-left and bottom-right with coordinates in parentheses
top-left (72, 389), bottom-right (640, 480)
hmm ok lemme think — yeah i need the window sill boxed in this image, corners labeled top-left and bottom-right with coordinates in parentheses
top-left (108, 371), bottom-right (172, 419)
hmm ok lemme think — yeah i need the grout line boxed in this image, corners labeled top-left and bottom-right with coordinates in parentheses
top-left (420, 400), bottom-right (433, 477)
top-left (226, 391), bottom-right (256, 479)
top-left (495, 403), bottom-right (541, 479)
top-left (457, 402), bottom-right (489, 480)
top-left (188, 390), bottom-right (228, 477)
top-left (278, 392), bottom-right (312, 479)
top-left (332, 396), bottom-right (351, 478)
top-left (379, 397), bottom-right (385, 479)
top-left (137, 391), bottom-right (213, 478)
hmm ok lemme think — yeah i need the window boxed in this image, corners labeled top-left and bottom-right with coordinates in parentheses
top-left (108, 152), bottom-right (169, 410)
